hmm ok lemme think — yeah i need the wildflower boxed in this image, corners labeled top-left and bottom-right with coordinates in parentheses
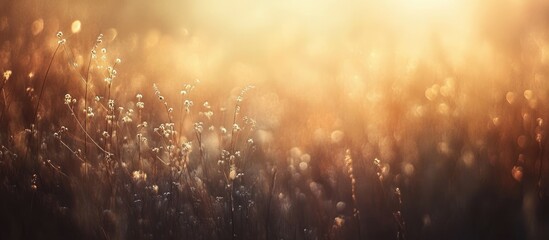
top-left (64, 94), bottom-right (72, 105)
top-left (31, 174), bottom-right (38, 190)
top-left (203, 101), bottom-right (211, 109)
top-left (108, 99), bottom-right (115, 110)
top-left (132, 170), bottom-right (147, 182)
top-left (194, 122), bottom-right (204, 133)
top-left (334, 217), bottom-right (345, 228)
top-left (221, 150), bottom-right (229, 158)
top-left (336, 201), bottom-right (346, 212)
top-left (182, 141), bottom-right (192, 152)
top-left (96, 33), bottom-right (103, 44)
top-left (122, 116), bottom-right (132, 123)
top-left (86, 107), bottom-right (94, 118)
top-left (204, 111), bottom-right (213, 119)
top-left (184, 100), bottom-right (193, 112)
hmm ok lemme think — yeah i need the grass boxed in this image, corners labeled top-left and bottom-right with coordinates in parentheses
top-left (0, 31), bottom-right (418, 239)
top-left (1, 3), bottom-right (549, 239)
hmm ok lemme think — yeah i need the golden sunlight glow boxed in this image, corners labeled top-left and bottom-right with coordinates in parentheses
top-left (2, 1), bottom-right (549, 238)
top-left (173, 0), bottom-right (477, 92)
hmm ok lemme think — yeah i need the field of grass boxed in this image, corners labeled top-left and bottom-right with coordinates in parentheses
top-left (1, 1), bottom-right (549, 239)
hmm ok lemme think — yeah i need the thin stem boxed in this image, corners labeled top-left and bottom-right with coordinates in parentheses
top-left (67, 104), bottom-right (112, 155)
top-left (230, 181), bottom-right (236, 240)
top-left (538, 141), bottom-right (544, 198)
top-left (265, 168), bottom-right (277, 240)
top-left (138, 134), bottom-right (142, 169)
top-left (25, 42), bottom-right (62, 164)
top-left (84, 46), bottom-right (93, 171)
top-left (179, 95), bottom-right (185, 143)
top-left (0, 88), bottom-right (10, 125)
top-left (195, 130), bottom-right (206, 177)
top-left (57, 137), bottom-right (86, 163)
top-left (136, 106), bottom-right (143, 173)
top-left (229, 104), bottom-right (239, 154)
top-left (33, 43), bottom-right (62, 123)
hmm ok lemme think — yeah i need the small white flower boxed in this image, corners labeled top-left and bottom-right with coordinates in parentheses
top-left (64, 94), bottom-right (72, 105)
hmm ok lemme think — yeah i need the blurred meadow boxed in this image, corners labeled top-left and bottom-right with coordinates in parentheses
top-left (1, 0), bottom-right (549, 239)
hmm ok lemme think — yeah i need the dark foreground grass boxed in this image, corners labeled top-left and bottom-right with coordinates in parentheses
top-left (1, 1), bottom-right (549, 239)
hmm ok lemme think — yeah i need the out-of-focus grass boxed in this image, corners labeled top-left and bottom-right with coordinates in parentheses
top-left (1, 1), bottom-right (549, 240)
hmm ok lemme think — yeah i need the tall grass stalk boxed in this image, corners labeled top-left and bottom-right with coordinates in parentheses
top-left (25, 37), bottom-right (63, 165)
top-left (33, 42), bottom-right (62, 125)
top-left (66, 100), bottom-right (111, 156)
top-left (82, 34), bottom-right (103, 176)
top-left (345, 149), bottom-right (362, 239)
top-left (265, 168), bottom-right (277, 240)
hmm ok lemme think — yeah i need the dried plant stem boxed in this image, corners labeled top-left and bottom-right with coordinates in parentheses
top-left (0, 75), bottom-right (9, 126)
top-left (137, 109), bottom-right (142, 170)
top-left (33, 43), bottom-right (62, 124)
top-left (265, 168), bottom-right (277, 240)
top-left (25, 42), bottom-right (62, 164)
top-left (67, 104), bottom-right (111, 156)
top-left (230, 180), bottom-right (236, 240)
top-left (538, 141), bottom-right (544, 198)
top-left (345, 150), bottom-right (362, 239)
top-left (229, 104), bottom-right (239, 154)
top-left (0, 88), bottom-right (12, 126)
top-left (83, 47), bottom-right (93, 175)
top-left (57, 137), bottom-right (86, 163)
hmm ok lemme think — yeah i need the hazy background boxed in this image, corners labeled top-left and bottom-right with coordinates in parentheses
top-left (2, 0), bottom-right (549, 239)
